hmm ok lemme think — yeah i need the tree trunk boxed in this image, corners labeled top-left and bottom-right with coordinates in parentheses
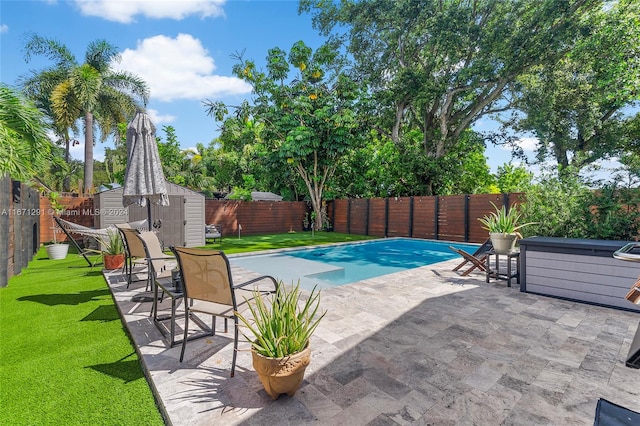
top-left (63, 137), bottom-right (71, 192)
top-left (84, 111), bottom-right (94, 194)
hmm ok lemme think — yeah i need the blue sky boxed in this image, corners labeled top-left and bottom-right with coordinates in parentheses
top-left (1, 0), bottom-right (615, 180)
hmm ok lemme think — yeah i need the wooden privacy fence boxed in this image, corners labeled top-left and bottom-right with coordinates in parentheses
top-left (1, 187), bottom-right (524, 286)
top-left (205, 200), bottom-right (309, 236)
top-left (330, 193), bottom-right (524, 243)
top-left (0, 175), bottom-right (41, 287)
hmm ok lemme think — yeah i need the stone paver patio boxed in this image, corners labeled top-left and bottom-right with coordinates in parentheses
top-left (104, 256), bottom-right (640, 425)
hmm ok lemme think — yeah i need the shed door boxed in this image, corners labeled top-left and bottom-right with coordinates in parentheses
top-left (129, 195), bottom-right (185, 248)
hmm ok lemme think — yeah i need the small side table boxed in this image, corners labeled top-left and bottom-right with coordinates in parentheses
top-left (153, 274), bottom-right (185, 347)
top-left (485, 249), bottom-right (520, 287)
top-left (152, 270), bottom-right (214, 347)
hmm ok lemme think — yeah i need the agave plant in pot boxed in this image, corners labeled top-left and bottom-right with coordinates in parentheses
top-left (94, 228), bottom-right (125, 270)
top-left (478, 202), bottom-right (534, 254)
top-left (236, 281), bottom-right (325, 400)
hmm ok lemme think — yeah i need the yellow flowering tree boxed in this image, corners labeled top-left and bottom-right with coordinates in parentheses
top-left (205, 41), bottom-right (366, 228)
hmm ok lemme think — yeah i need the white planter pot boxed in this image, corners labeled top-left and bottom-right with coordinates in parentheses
top-left (46, 244), bottom-right (69, 260)
top-left (490, 233), bottom-right (518, 254)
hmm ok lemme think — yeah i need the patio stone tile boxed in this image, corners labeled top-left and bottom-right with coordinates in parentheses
top-left (462, 359), bottom-right (507, 391)
top-left (295, 384), bottom-right (343, 421)
top-left (102, 255), bottom-right (640, 425)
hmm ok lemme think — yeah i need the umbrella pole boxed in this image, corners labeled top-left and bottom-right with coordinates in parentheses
top-left (147, 200), bottom-right (152, 231)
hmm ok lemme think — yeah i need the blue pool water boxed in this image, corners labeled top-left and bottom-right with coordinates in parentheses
top-left (229, 238), bottom-right (478, 290)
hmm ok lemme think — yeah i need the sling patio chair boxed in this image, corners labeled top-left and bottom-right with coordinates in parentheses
top-left (170, 246), bottom-right (278, 376)
top-left (116, 224), bottom-right (150, 288)
top-left (136, 231), bottom-right (176, 313)
top-left (449, 238), bottom-right (493, 276)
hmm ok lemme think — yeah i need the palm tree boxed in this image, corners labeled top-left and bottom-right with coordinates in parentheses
top-left (0, 84), bottom-right (52, 180)
top-left (21, 34), bottom-right (149, 193)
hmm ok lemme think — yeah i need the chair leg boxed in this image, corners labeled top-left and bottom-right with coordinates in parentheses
top-left (125, 257), bottom-right (132, 288)
top-left (231, 317), bottom-right (239, 377)
top-left (179, 309), bottom-right (190, 362)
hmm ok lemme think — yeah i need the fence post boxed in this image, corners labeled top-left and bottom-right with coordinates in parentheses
top-left (464, 194), bottom-right (470, 242)
top-left (347, 199), bottom-right (352, 234)
top-left (365, 199), bottom-right (370, 236)
top-left (434, 196), bottom-right (439, 240)
top-left (384, 198), bottom-right (389, 237)
top-left (503, 192), bottom-right (510, 212)
top-left (409, 196), bottom-right (414, 237)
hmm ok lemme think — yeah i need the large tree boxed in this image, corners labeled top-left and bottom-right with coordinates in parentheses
top-left (206, 41), bottom-right (367, 227)
top-left (505, 0), bottom-right (640, 175)
top-left (21, 34), bottom-right (149, 193)
top-left (300, 0), bottom-right (602, 161)
top-left (0, 84), bottom-right (52, 180)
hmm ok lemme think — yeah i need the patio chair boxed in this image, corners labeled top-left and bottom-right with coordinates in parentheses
top-left (170, 246), bottom-right (278, 376)
top-left (450, 238), bottom-right (493, 276)
top-left (116, 224), bottom-right (149, 288)
top-left (205, 224), bottom-right (222, 243)
top-left (136, 231), bottom-right (176, 315)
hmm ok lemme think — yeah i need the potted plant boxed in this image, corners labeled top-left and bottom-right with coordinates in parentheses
top-left (95, 228), bottom-right (125, 270)
top-left (478, 202), bottom-right (534, 254)
top-left (45, 192), bottom-right (69, 260)
top-left (236, 281), bottom-right (325, 400)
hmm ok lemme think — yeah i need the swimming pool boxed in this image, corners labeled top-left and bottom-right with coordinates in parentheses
top-left (229, 238), bottom-right (478, 290)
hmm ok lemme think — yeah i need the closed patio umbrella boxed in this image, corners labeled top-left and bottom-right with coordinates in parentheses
top-left (123, 111), bottom-right (169, 230)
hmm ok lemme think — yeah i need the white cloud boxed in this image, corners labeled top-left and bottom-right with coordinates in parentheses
top-left (147, 109), bottom-right (175, 125)
top-left (509, 136), bottom-right (538, 152)
top-left (73, 0), bottom-right (225, 24)
top-left (0, 24), bottom-right (8, 33)
top-left (114, 34), bottom-right (251, 102)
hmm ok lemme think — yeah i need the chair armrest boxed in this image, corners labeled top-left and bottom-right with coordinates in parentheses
top-left (144, 255), bottom-right (175, 261)
top-left (234, 275), bottom-right (279, 292)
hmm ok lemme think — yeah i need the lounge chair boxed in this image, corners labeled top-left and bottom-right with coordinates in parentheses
top-left (170, 246), bottom-right (278, 375)
top-left (450, 239), bottom-right (493, 276)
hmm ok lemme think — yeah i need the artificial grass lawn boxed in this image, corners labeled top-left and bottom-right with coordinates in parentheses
top-left (1, 232), bottom-right (372, 425)
top-left (0, 247), bottom-right (164, 426)
top-left (203, 230), bottom-right (377, 254)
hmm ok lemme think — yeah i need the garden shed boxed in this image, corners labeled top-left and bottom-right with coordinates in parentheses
top-left (94, 181), bottom-right (205, 247)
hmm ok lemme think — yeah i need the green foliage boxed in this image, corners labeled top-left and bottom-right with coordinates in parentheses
top-left (0, 84), bottom-right (52, 180)
top-left (495, 163), bottom-right (533, 193)
top-left (301, 0), bottom-right (600, 162)
top-left (519, 171), bottom-right (593, 238)
top-left (521, 172), bottom-right (640, 240)
top-left (236, 282), bottom-right (326, 358)
top-left (205, 41), bottom-right (367, 224)
top-left (21, 34), bottom-right (149, 192)
top-left (505, 0), bottom-right (639, 174)
top-left (584, 184), bottom-right (640, 240)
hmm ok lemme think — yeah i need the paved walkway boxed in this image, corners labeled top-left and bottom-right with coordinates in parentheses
top-left (104, 256), bottom-right (640, 425)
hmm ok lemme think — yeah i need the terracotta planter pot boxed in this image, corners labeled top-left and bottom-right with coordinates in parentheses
top-left (252, 345), bottom-right (311, 400)
top-left (103, 253), bottom-right (125, 270)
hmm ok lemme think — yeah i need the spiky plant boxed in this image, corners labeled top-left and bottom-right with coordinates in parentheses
top-left (236, 281), bottom-right (325, 358)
